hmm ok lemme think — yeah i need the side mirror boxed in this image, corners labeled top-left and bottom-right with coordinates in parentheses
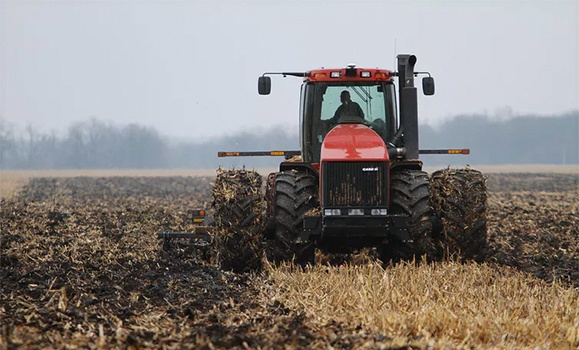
top-left (422, 76), bottom-right (435, 95)
top-left (258, 76), bottom-right (271, 95)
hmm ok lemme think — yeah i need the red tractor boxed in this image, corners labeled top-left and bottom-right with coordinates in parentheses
top-left (245, 54), bottom-right (487, 265)
top-left (161, 54), bottom-right (487, 269)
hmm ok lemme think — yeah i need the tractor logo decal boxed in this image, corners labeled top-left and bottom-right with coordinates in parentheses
top-left (362, 167), bottom-right (379, 172)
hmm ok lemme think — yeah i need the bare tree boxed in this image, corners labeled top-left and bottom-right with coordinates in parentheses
top-left (0, 118), bottom-right (16, 169)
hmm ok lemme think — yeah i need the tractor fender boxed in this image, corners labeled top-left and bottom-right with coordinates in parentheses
top-left (389, 159), bottom-right (423, 171)
top-left (279, 161), bottom-right (320, 176)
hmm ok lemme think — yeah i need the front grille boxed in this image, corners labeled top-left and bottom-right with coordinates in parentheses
top-left (322, 161), bottom-right (387, 207)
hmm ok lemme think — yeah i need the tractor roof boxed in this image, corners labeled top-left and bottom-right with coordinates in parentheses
top-left (304, 66), bottom-right (394, 83)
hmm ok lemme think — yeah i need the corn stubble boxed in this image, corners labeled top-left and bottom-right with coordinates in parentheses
top-left (267, 260), bottom-right (578, 349)
top-left (1, 172), bottom-right (578, 349)
top-left (267, 173), bottom-right (579, 349)
top-left (0, 176), bottom-right (317, 349)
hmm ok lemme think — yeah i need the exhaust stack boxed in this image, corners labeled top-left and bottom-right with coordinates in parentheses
top-left (397, 54), bottom-right (419, 160)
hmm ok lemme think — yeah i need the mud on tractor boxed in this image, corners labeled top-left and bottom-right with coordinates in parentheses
top-left (160, 54), bottom-right (487, 269)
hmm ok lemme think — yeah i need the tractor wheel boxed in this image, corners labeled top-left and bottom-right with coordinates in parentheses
top-left (270, 170), bottom-right (318, 266)
top-left (211, 168), bottom-right (264, 272)
top-left (430, 168), bottom-right (487, 261)
top-left (380, 169), bottom-right (435, 263)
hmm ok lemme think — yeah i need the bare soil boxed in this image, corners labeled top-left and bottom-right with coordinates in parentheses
top-left (1, 172), bottom-right (578, 349)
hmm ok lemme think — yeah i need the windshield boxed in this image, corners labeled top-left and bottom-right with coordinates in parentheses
top-left (300, 82), bottom-right (397, 162)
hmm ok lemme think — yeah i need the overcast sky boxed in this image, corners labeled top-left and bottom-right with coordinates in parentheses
top-left (1, 0), bottom-right (578, 140)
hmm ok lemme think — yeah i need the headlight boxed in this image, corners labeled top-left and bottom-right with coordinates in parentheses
top-left (347, 209), bottom-right (364, 216)
top-left (371, 209), bottom-right (388, 216)
top-left (324, 209), bottom-right (341, 216)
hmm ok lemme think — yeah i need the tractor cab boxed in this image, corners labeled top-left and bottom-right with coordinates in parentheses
top-left (257, 61), bottom-right (435, 164)
top-left (298, 67), bottom-right (398, 163)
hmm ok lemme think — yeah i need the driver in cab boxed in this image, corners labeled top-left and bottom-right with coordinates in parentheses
top-left (324, 90), bottom-right (386, 138)
top-left (322, 90), bottom-right (369, 138)
top-left (331, 90), bottom-right (364, 123)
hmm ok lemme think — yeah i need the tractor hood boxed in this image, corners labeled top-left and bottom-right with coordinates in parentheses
top-left (321, 124), bottom-right (389, 162)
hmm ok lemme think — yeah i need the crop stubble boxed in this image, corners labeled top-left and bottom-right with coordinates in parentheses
top-left (0, 172), bottom-right (578, 349)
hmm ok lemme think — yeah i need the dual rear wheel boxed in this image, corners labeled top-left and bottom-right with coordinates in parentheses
top-left (214, 167), bottom-right (487, 269)
top-left (382, 168), bottom-right (487, 263)
top-left (430, 168), bottom-right (487, 261)
top-left (379, 169), bottom-right (435, 263)
top-left (268, 170), bottom-right (318, 266)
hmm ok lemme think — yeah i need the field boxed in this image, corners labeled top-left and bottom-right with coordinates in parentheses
top-left (0, 168), bottom-right (578, 349)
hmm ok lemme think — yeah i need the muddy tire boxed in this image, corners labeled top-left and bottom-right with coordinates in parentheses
top-left (380, 169), bottom-right (434, 263)
top-left (430, 168), bottom-right (487, 261)
top-left (270, 170), bottom-right (317, 266)
top-left (211, 168), bottom-right (264, 272)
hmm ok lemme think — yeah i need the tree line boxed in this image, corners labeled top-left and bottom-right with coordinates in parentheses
top-left (419, 112), bottom-right (578, 166)
top-left (0, 112), bottom-right (577, 170)
top-left (0, 119), bottom-right (167, 169)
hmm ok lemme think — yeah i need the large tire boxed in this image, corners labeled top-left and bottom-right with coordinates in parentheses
top-left (380, 169), bottom-right (435, 263)
top-left (270, 170), bottom-right (318, 266)
top-left (211, 168), bottom-right (264, 272)
top-left (430, 168), bottom-right (487, 261)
